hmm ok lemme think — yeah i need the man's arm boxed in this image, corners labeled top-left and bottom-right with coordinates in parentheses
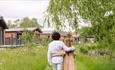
top-left (62, 42), bottom-right (75, 52)
top-left (51, 50), bottom-right (65, 57)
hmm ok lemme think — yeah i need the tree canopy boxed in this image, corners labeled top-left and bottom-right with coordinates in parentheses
top-left (47, 0), bottom-right (78, 31)
top-left (20, 17), bottom-right (41, 28)
top-left (7, 17), bottom-right (41, 28)
top-left (47, 0), bottom-right (115, 49)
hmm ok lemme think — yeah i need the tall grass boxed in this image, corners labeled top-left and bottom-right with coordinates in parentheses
top-left (0, 46), bottom-right (115, 70)
top-left (76, 54), bottom-right (115, 70)
top-left (0, 47), bottom-right (47, 70)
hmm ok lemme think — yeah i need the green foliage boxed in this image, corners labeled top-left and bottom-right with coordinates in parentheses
top-left (77, 43), bottom-right (115, 58)
top-left (48, 0), bottom-right (115, 50)
top-left (7, 17), bottom-right (41, 28)
top-left (41, 39), bottom-right (50, 46)
top-left (47, 0), bottom-right (78, 31)
top-left (75, 0), bottom-right (115, 49)
top-left (21, 30), bottom-right (38, 47)
top-left (79, 27), bottom-right (93, 38)
top-left (78, 43), bottom-right (98, 54)
top-left (79, 47), bottom-right (88, 54)
top-left (20, 17), bottom-right (31, 28)
top-left (76, 0), bottom-right (115, 20)
top-left (20, 17), bottom-right (41, 28)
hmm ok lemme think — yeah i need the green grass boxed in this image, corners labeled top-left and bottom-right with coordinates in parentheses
top-left (76, 54), bottom-right (115, 70)
top-left (0, 46), bottom-right (115, 70)
top-left (0, 47), bottom-right (47, 70)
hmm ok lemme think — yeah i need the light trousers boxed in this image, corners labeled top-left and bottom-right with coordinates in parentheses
top-left (52, 63), bottom-right (62, 70)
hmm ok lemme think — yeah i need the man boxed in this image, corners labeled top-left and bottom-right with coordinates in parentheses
top-left (47, 32), bottom-right (75, 70)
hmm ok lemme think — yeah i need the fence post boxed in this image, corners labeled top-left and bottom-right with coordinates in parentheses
top-left (11, 34), bottom-right (13, 47)
top-left (0, 30), bottom-right (3, 46)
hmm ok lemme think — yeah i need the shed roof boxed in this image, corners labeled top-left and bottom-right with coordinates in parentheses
top-left (5, 27), bottom-right (42, 33)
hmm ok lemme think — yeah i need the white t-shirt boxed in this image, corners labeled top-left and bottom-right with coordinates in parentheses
top-left (47, 40), bottom-right (74, 64)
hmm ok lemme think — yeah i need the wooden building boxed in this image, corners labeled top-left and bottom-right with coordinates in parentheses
top-left (5, 27), bottom-right (41, 45)
top-left (5, 27), bottom-right (76, 45)
top-left (0, 16), bottom-right (8, 45)
top-left (40, 28), bottom-right (69, 40)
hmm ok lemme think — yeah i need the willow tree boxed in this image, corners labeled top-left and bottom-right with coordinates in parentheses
top-left (75, 0), bottom-right (115, 52)
top-left (47, 0), bottom-right (78, 31)
top-left (48, 0), bottom-right (115, 54)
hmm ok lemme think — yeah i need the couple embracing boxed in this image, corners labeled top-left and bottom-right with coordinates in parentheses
top-left (47, 32), bottom-right (76, 70)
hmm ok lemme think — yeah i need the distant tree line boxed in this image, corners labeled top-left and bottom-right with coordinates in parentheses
top-left (7, 17), bottom-right (42, 28)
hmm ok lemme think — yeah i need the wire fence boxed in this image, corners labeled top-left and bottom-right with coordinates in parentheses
top-left (0, 33), bottom-right (24, 48)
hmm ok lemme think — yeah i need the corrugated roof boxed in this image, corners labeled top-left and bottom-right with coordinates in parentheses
top-left (5, 27), bottom-right (39, 32)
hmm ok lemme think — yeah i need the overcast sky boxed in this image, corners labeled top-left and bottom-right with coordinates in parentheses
top-left (0, 0), bottom-right (91, 31)
top-left (0, 0), bottom-right (49, 26)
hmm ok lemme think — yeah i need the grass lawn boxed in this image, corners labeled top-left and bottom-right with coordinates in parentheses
top-left (0, 47), bottom-right (47, 70)
top-left (76, 54), bottom-right (115, 70)
top-left (0, 46), bottom-right (115, 70)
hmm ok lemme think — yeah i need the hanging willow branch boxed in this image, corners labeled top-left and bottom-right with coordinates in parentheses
top-left (47, 0), bottom-right (115, 49)
top-left (47, 0), bottom-right (78, 31)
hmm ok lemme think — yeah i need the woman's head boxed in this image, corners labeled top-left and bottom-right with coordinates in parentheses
top-left (67, 32), bottom-right (72, 37)
top-left (52, 32), bottom-right (60, 40)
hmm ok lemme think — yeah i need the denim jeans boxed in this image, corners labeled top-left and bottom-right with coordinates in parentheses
top-left (52, 63), bottom-right (62, 70)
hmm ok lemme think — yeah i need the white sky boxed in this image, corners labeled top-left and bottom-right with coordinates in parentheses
top-left (0, 0), bottom-right (49, 26)
top-left (0, 0), bottom-right (91, 31)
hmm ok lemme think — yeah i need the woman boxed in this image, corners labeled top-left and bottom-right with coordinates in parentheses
top-left (63, 33), bottom-right (76, 70)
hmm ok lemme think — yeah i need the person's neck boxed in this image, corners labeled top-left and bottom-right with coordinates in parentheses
top-left (53, 40), bottom-right (59, 41)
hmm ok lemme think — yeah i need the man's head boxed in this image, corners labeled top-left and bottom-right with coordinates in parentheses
top-left (52, 32), bottom-right (60, 40)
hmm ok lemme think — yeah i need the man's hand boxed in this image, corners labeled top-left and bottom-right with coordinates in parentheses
top-left (60, 50), bottom-right (66, 56)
